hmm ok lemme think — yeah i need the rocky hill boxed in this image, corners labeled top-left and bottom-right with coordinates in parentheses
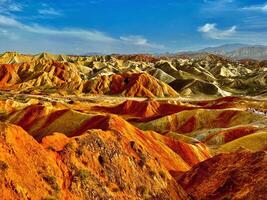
top-left (0, 52), bottom-right (267, 97)
top-left (178, 151), bottom-right (267, 199)
top-left (0, 52), bottom-right (266, 199)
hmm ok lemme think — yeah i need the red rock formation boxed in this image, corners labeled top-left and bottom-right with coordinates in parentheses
top-left (71, 114), bottom-right (211, 173)
top-left (92, 100), bottom-right (198, 121)
top-left (85, 73), bottom-right (179, 97)
top-left (0, 64), bottom-right (20, 89)
top-left (0, 122), bottom-right (190, 200)
top-left (178, 151), bottom-right (267, 200)
top-left (204, 126), bottom-right (258, 144)
top-left (0, 52), bottom-right (266, 199)
top-left (3, 100), bottom-right (211, 175)
top-left (0, 122), bottom-right (65, 199)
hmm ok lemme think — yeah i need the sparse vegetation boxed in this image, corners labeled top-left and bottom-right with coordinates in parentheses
top-left (0, 161), bottom-right (8, 171)
top-left (159, 170), bottom-right (167, 180)
top-left (148, 170), bottom-right (157, 179)
top-left (98, 155), bottom-right (105, 165)
top-left (75, 148), bottom-right (83, 157)
top-left (47, 146), bottom-right (56, 151)
top-left (138, 155), bottom-right (146, 168)
top-left (43, 175), bottom-right (60, 193)
top-left (64, 142), bottom-right (74, 150)
top-left (73, 169), bottom-right (90, 182)
top-left (129, 141), bottom-right (147, 168)
top-left (136, 185), bottom-right (151, 199)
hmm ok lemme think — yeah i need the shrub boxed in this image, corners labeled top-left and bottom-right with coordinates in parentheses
top-left (73, 169), bottom-right (90, 182)
top-left (0, 161), bottom-right (8, 171)
top-left (43, 175), bottom-right (60, 193)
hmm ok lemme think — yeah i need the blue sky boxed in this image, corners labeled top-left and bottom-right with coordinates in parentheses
top-left (0, 0), bottom-right (267, 54)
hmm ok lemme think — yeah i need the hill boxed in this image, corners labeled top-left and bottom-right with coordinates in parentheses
top-left (0, 51), bottom-right (266, 199)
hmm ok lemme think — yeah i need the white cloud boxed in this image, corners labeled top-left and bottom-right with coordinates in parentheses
top-left (28, 26), bottom-right (117, 43)
top-left (0, 28), bottom-right (18, 40)
top-left (0, 14), bottom-right (164, 54)
top-left (38, 4), bottom-right (62, 16)
top-left (0, 15), bottom-right (161, 46)
top-left (120, 35), bottom-right (148, 45)
top-left (242, 3), bottom-right (267, 13)
top-left (198, 23), bottom-right (236, 39)
top-left (38, 8), bottom-right (62, 16)
top-left (197, 22), bottom-right (267, 45)
top-left (201, 0), bottom-right (236, 13)
top-left (0, 15), bottom-right (23, 27)
top-left (120, 35), bottom-right (165, 49)
top-left (0, 0), bottom-right (22, 13)
top-left (0, 14), bottom-right (116, 42)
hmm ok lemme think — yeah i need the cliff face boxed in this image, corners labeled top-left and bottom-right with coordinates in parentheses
top-left (178, 151), bottom-right (267, 200)
top-left (0, 123), bottom-right (64, 200)
top-left (0, 122), bottom-right (191, 200)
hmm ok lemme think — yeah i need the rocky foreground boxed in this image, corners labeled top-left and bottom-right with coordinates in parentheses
top-left (0, 52), bottom-right (266, 199)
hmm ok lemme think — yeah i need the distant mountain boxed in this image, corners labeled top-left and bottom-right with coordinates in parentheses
top-left (199, 44), bottom-right (249, 54)
top-left (226, 46), bottom-right (267, 60)
top-left (83, 52), bottom-right (106, 56)
top-left (198, 44), bottom-right (267, 60)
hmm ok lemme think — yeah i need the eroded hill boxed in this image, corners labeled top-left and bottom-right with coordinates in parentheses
top-left (0, 52), bottom-right (267, 97)
top-left (0, 52), bottom-right (266, 199)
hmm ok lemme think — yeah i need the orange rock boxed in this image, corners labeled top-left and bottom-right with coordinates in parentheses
top-left (72, 114), bottom-right (210, 173)
top-left (92, 99), bottom-right (198, 121)
top-left (0, 122), bottom-right (65, 199)
top-left (42, 132), bottom-right (70, 151)
top-left (85, 72), bottom-right (179, 97)
top-left (0, 64), bottom-right (20, 89)
top-left (0, 121), bottom-right (190, 200)
top-left (178, 151), bottom-right (267, 199)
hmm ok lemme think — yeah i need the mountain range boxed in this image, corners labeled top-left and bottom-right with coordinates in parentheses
top-left (83, 44), bottom-right (267, 60)
top-left (198, 44), bottom-right (267, 60)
